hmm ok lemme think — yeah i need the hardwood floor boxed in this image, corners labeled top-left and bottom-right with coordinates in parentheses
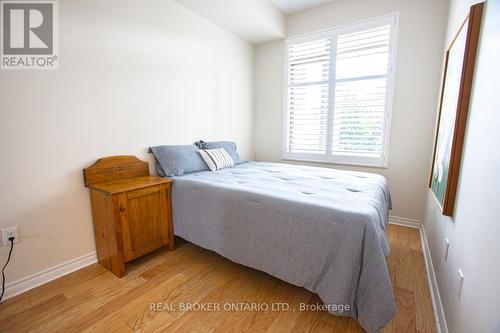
top-left (0, 224), bottom-right (435, 332)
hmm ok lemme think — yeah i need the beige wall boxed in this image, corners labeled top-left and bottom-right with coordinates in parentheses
top-left (0, 0), bottom-right (255, 284)
top-left (423, 0), bottom-right (500, 332)
top-left (254, 0), bottom-right (449, 221)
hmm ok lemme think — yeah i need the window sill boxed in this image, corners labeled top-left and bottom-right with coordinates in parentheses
top-left (281, 157), bottom-right (388, 169)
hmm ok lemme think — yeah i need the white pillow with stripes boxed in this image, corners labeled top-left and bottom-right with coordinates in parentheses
top-left (199, 148), bottom-right (235, 171)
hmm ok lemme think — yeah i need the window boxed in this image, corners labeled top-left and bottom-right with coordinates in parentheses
top-left (283, 15), bottom-right (397, 167)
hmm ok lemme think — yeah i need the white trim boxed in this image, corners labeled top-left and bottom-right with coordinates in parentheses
top-left (282, 157), bottom-right (388, 169)
top-left (388, 215), bottom-right (422, 228)
top-left (283, 152), bottom-right (388, 168)
top-left (381, 12), bottom-right (399, 169)
top-left (420, 225), bottom-right (448, 333)
top-left (2, 251), bottom-right (97, 301)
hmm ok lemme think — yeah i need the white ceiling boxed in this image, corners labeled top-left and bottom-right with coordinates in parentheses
top-left (271, 0), bottom-right (337, 14)
top-left (174, 0), bottom-right (286, 44)
top-left (174, 0), bottom-right (338, 44)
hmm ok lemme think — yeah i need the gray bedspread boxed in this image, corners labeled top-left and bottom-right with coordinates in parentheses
top-left (171, 161), bottom-right (396, 332)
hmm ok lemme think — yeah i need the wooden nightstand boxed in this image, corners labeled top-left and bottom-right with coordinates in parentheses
top-left (83, 156), bottom-right (174, 277)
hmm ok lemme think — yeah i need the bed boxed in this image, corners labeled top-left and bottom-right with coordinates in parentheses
top-left (170, 161), bottom-right (396, 332)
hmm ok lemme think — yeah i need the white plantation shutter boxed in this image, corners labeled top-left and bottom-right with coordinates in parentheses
top-left (287, 38), bottom-right (331, 154)
top-left (284, 16), bottom-right (397, 166)
top-left (332, 25), bottom-right (391, 158)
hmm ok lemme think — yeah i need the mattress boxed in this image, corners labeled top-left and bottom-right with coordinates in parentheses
top-left (171, 161), bottom-right (396, 332)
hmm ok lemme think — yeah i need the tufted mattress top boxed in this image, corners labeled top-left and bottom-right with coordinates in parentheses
top-left (176, 161), bottom-right (391, 245)
top-left (171, 161), bottom-right (395, 332)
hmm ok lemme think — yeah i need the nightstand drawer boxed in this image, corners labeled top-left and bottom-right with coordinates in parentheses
top-left (126, 185), bottom-right (161, 199)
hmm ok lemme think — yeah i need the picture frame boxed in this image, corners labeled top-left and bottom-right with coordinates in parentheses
top-left (429, 2), bottom-right (484, 216)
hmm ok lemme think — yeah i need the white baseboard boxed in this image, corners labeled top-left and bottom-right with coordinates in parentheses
top-left (419, 225), bottom-right (448, 333)
top-left (3, 251), bottom-right (97, 301)
top-left (389, 215), bottom-right (422, 228)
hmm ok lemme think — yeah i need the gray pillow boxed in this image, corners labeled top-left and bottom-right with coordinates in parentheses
top-left (198, 141), bottom-right (244, 164)
top-left (150, 145), bottom-right (209, 177)
top-left (193, 140), bottom-right (204, 149)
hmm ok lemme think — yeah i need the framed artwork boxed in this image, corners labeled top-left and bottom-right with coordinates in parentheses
top-left (429, 2), bottom-right (483, 216)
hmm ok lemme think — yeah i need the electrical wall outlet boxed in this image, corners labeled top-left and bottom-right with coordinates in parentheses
top-left (456, 269), bottom-right (464, 301)
top-left (443, 238), bottom-right (450, 261)
top-left (1, 226), bottom-right (20, 246)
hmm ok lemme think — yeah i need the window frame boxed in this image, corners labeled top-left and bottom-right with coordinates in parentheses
top-left (282, 13), bottom-right (399, 168)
